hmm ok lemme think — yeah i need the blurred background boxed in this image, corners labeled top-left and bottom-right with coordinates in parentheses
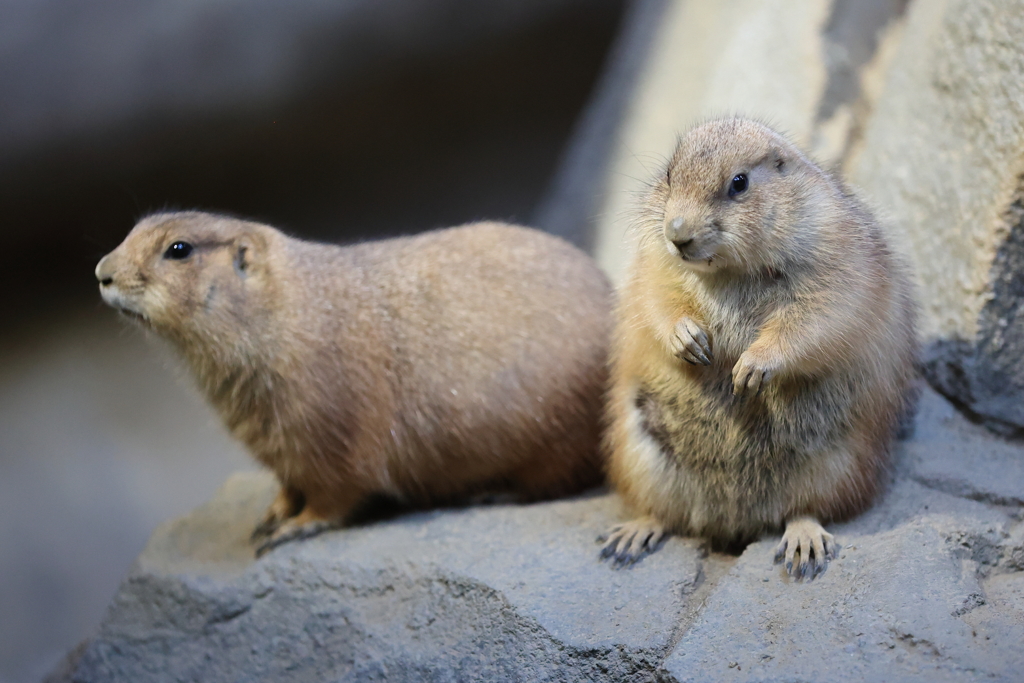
top-left (8, 0), bottom-right (1024, 679)
top-left (0, 1), bottom-right (641, 679)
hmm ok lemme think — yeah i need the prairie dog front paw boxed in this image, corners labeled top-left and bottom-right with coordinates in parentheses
top-left (671, 317), bottom-right (712, 366)
top-left (731, 348), bottom-right (780, 395)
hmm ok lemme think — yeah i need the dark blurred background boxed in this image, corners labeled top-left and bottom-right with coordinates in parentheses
top-left (0, 1), bottom-right (629, 680)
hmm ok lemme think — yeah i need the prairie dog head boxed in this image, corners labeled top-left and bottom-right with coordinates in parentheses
top-left (95, 212), bottom-right (277, 350)
top-left (644, 118), bottom-right (829, 275)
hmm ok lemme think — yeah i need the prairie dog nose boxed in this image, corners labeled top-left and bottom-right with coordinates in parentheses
top-left (666, 216), bottom-right (688, 237)
top-left (96, 255), bottom-right (114, 286)
top-left (666, 216), bottom-right (693, 251)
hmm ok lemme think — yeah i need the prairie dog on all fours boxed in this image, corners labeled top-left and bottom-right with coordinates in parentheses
top-left (96, 212), bottom-right (612, 554)
top-left (600, 118), bottom-right (917, 578)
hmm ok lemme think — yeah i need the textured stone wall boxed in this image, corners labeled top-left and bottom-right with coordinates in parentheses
top-left (849, 0), bottom-right (1024, 431)
top-left (579, 0), bottom-right (1024, 431)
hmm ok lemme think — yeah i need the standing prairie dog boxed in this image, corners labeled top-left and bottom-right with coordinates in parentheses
top-left (600, 118), bottom-right (917, 578)
top-left (96, 212), bottom-right (612, 554)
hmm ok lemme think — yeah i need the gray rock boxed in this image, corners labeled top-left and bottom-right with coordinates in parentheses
top-left (848, 0), bottom-right (1024, 431)
top-left (923, 210), bottom-right (1024, 434)
top-left (63, 474), bottom-right (702, 682)
top-left (663, 501), bottom-right (1014, 682)
top-left (904, 385), bottom-right (1024, 507)
top-left (815, 0), bottom-right (910, 128)
top-left (54, 387), bottom-right (1024, 682)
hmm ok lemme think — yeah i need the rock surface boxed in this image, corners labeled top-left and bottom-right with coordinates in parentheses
top-left (53, 386), bottom-right (1024, 682)
top-left (848, 0), bottom-right (1024, 432)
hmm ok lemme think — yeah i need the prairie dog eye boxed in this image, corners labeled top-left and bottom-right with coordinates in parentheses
top-left (728, 174), bottom-right (748, 197)
top-left (164, 241), bottom-right (194, 260)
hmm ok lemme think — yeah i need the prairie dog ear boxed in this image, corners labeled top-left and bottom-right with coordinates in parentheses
top-left (771, 148), bottom-right (787, 174)
top-left (234, 228), bottom-right (268, 278)
top-left (234, 241), bottom-right (251, 277)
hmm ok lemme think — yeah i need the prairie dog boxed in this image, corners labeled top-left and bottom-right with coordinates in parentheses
top-left (96, 212), bottom-right (612, 554)
top-left (600, 118), bottom-right (917, 578)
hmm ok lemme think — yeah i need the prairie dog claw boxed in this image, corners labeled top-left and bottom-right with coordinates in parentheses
top-left (731, 350), bottom-right (778, 396)
top-left (598, 516), bottom-right (667, 567)
top-left (773, 517), bottom-right (840, 580)
top-left (671, 318), bottom-right (712, 365)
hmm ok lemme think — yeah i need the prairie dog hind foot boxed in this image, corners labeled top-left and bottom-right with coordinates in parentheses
top-left (598, 516), bottom-right (667, 566)
top-left (252, 486), bottom-right (350, 557)
top-left (250, 486), bottom-right (305, 543)
top-left (254, 506), bottom-right (343, 557)
top-left (773, 517), bottom-right (840, 580)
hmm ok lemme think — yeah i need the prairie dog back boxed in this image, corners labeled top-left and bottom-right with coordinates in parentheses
top-left (302, 223), bottom-right (612, 501)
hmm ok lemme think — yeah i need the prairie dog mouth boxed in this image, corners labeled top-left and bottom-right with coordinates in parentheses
top-left (100, 286), bottom-right (149, 323)
top-left (118, 308), bottom-right (148, 323)
top-left (667, 236), bottom-right (714, 262)
top-left (675, 249), bottom-right (725, 272)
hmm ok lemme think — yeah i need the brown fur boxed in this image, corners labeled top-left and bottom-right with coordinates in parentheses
top-left (601, 118), bottom-right (917, 577)
top-left (96, 212), bottom-right (612, 552)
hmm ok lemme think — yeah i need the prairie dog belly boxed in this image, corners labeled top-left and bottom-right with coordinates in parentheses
top-left (628, 366), bottom-right (858, 542)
